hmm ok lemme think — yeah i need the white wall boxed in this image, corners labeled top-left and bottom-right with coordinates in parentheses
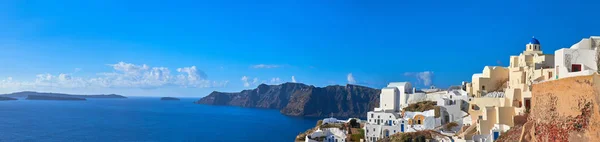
top-left (379, 87), bottom-right (399, 111)
top-left (555, 48), bottom-right (597, 79)
top-left (387, 82), bottom-right (412, 107)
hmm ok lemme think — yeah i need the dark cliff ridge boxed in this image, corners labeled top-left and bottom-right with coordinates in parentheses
top-left (0, 96), bottom-right (17, 101)
top-left (1, 91), bottom-right (127, 99)
top-left (26, 95), bottom-right (86, 101)
top-left (160, 97), bottom-right (180, 101)
top-left (196, 82), bottom-right (380, 118)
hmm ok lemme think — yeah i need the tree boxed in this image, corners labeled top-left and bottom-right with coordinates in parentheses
top-left (349, 119), bottom-right (360, 128)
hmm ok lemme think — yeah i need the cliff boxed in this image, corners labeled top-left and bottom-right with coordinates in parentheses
top-left (196, 83), bottom-right (380, 118)
top-left (26, 95), bottom-right (87, 101)
top-left (519, 75), bottom-right (600, 142)
top-left (1, 91), bottom-right (127, 99)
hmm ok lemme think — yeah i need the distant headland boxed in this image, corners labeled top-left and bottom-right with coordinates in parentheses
top-left (0, 96), bottom-right (17, 101)
top-left (0, 91), bottom-right (127, 101)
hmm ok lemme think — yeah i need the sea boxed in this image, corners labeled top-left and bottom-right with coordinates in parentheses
top-left (0, 97), bottom-right (320, 142)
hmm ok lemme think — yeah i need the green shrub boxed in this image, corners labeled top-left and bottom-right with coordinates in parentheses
top-left (351, 134), bottom-right (363, 141)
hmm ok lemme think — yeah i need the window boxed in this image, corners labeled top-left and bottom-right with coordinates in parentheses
top-left (572, 64), bottom-right (582, 72)
top-left (371, 114), bottom-right (374, 118)
top-left (482, 86), bottom-right (485, 90)
top-left (378, 115), bottom-right (380, 118)
top-left (548, 72), bottom-right (553, 79)
top-left (417, 120), bottom-right (421, 124)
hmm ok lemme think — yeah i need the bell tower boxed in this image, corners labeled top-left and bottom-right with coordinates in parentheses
top-left (524, 36), bottom-right (542, 55)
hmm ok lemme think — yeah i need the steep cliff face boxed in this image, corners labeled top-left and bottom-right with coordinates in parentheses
top-left (196, 83), bottom-right (380, 118)
top-left (528, 75), bottom-right (600, 142)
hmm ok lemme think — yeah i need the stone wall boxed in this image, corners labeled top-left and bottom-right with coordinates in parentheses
top-left (530, 75), bottom-right (600, 142)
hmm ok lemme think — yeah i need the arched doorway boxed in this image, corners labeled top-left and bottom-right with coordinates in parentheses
top-left (413, 114), bottom-right (426, 125)
top-left (383, 129), bottom-right (390, 138)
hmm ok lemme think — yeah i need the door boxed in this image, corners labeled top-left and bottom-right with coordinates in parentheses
top-left (493, 131), bottom-right (500, 140)
top-left (384, 130), bottom-right (389, 137)
top-left (401, 124), bottom-right (404, 132)
top-left (525, 99), bottom-right (531, 112)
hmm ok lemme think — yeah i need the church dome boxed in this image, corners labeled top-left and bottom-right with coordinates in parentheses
top-left (529, 37), bottom-right (540, 44)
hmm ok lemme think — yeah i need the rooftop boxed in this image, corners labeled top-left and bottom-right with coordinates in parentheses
top-left (529, 37), bottom-right (540, 44)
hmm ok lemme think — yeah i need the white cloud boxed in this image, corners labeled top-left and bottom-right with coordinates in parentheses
top-left (0, 62), bottom-right (227, 89)
top-left (251, 64), bottom-right (281, 69)
top-left (291, 76), bottom-right (297, 83)
top-left (404, 71), bottom-right (434, 86)
top-left (241, 76), bottom-right (262, 87)
top-left (58, 74), bottom-right (71, 81)
top-left (241, 76), bottom-right (250, 87)
top-left (0, 77), bottom-right (18, 88)
top-left (270, 77), bottom-right (281, 84)
top-left (347, 73), bottom-right (356, 84)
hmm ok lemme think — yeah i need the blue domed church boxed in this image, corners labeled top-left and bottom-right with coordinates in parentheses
top-left (524, 37), bottom-right (543, 55)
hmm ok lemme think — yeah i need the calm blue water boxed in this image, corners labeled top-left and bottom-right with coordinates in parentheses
top-left (0, 97), bottom-right (319, 142)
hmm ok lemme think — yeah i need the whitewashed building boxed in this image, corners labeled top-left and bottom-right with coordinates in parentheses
top-left (323, 117), bottom-right (345, 124)
top-left (305, 128), bottom-right (347, 142)
top-left (555, 36), bottom-right (600, 79)
top-left (364, 82), bottom-right (469, 142)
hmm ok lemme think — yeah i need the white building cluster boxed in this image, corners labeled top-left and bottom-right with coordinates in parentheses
top-left (362, 36), bottom-right (600, 142)
top-left (364, 82), bottom-right (470, 142)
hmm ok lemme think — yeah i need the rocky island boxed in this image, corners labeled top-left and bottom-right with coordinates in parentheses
top-left (0, 96), bottom-right (17, 101)
top-left (196, 82), bottom-right (380, 118)
top-left (160, 97), bottom-right (180, 101)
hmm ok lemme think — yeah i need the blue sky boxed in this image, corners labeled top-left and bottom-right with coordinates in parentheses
top-left (0, 0), bottom-right (599, 97)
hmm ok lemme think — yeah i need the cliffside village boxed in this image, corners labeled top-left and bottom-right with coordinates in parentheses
top-left (301, 36), bottom-right (600, 142)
